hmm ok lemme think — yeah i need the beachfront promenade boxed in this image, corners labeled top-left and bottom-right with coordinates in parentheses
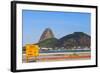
top-left (22, 49), bottom-right (91, 63)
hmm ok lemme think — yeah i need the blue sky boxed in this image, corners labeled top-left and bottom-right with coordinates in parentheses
top-left (22, 10), bottom-right (91, 46)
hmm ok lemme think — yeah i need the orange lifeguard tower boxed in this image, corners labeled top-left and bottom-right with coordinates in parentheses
top-left (25, 44), bottom-right (39, 62)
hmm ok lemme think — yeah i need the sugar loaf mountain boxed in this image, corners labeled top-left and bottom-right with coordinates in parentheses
top-left (35, 28), bottom-right (91, 49)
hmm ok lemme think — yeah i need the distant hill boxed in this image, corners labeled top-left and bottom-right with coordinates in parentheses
top-left (37, 32), bottom-right (91, 49)
top-left (56, 32), bottom-right (91, 49)
top-left (37, 38), bottom-right (58, 48)
top-left (39, 28), bottom-right (55, 42)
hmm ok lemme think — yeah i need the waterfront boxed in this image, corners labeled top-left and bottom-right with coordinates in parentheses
top-left (22, 49), bottom-right (91, 63)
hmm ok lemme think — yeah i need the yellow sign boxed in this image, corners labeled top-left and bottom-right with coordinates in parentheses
top-left (26, 44), bottom-right (39, 58)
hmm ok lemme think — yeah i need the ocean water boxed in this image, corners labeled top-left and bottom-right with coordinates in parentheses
top-left (40, 49), bottom-right (91, 53)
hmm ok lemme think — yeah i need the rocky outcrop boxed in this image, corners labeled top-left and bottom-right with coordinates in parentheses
top-left (38, 31), bottom-right (91, 49)
top-left (56, 32), bottom-right (91, 49)
top-left (39, 28), bottom-right (55, 42)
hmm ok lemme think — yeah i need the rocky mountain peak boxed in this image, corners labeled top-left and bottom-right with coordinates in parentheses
top-left (39, 28), bottom-right (54, 42)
